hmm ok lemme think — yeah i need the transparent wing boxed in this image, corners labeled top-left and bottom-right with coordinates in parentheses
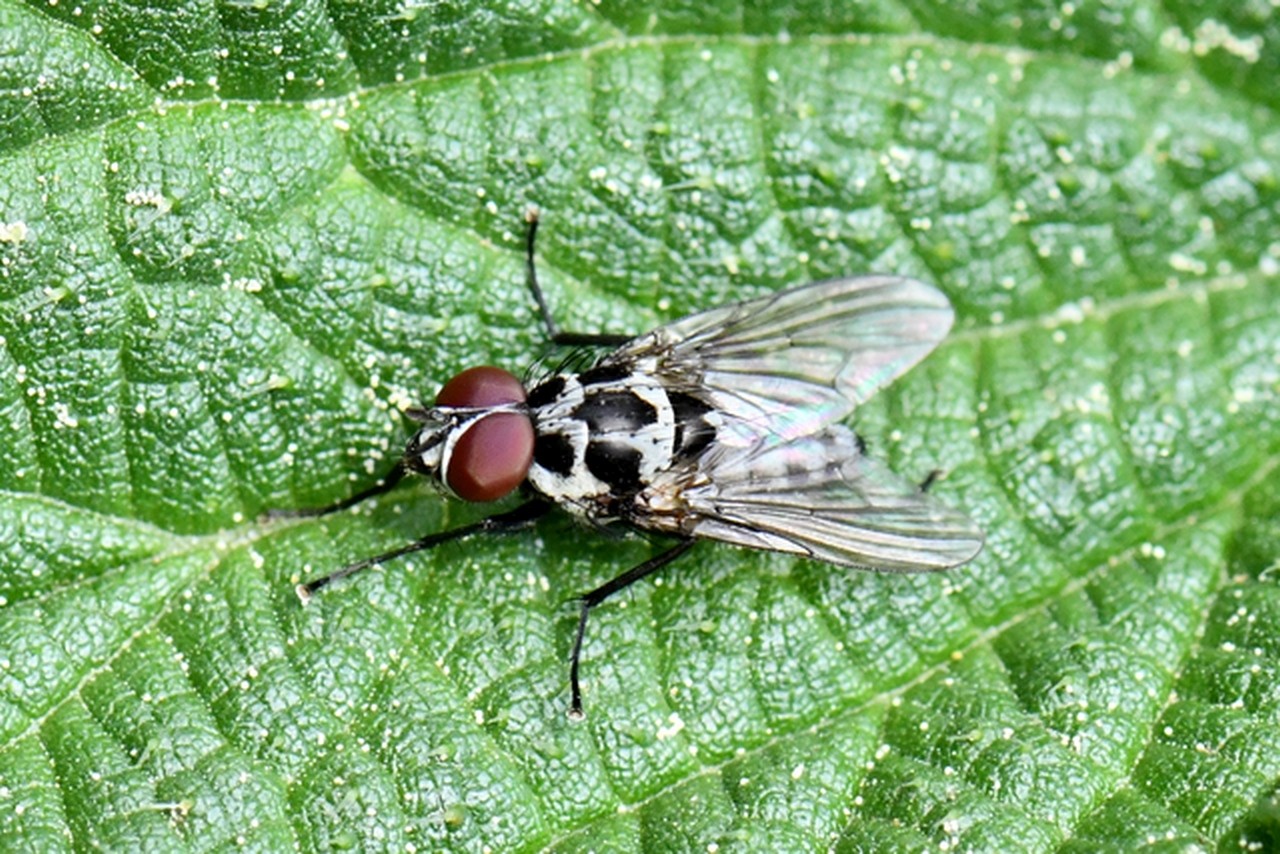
top-left (604, 276), bottom-right (954, 446)
top-left (653, 426), bottom-right (983, 571)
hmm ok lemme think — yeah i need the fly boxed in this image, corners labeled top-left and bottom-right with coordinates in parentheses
top-left (285, 211), bottom-right (984, 718)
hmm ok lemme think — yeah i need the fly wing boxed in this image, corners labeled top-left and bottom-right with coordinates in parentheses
top-left (603, 276), bottom-right (954, 446)
top-left (653, 426), bottom-right (983, 571)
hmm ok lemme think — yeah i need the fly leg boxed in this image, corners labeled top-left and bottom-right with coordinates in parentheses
top-left (918, 469), bottom-right (943, 493)
top-left (264, 462), bottom-right (409, 520)
top-left (568, 538), bottom-right (697, 718)
top-left (524, 209), bottom-right (633, 348)
top-left (295, 500), bottom-right (551, 603)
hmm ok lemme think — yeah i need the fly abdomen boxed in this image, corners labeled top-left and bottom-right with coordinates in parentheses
top-left (670, 392), bottom-right (716, 460)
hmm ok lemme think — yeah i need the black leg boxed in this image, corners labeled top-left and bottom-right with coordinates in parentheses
top-left (265, 462), bottom-right (408, 520)
top-left (919, 469), bottom-right (942, 493)
top-left (568, 538), bottom-right (696, 718)
top-left (524, 209), bottom-right (633, 348)
top-left (854, 432), bottom-right (868, 455)
top-left (296, 500), bottom-right (552, 603)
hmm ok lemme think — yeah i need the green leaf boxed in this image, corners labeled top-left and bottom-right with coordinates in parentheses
top-left (2, 2), bottom-right (1278, 851)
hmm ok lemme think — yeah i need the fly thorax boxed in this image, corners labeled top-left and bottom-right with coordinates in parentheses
top-left (525, 367), bottom-right (717, 515)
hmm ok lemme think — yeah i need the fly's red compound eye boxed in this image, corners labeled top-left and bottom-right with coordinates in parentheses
top-left (436, 366), bottom-right (533, 502)
top-left (436, 366), bottom-right (527, 407)
top-left (446, 413), bottom-right (534, 502)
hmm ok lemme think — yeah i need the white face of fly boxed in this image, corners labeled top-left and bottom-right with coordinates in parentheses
top-left (403, 408), bottom-right (452, 483)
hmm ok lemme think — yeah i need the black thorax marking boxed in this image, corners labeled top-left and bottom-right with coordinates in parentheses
top-left (525, 371), bottom-right (697, 514)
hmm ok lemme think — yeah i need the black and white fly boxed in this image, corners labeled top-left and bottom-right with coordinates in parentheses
top-left (290, 212), bottom-right (983, 717)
